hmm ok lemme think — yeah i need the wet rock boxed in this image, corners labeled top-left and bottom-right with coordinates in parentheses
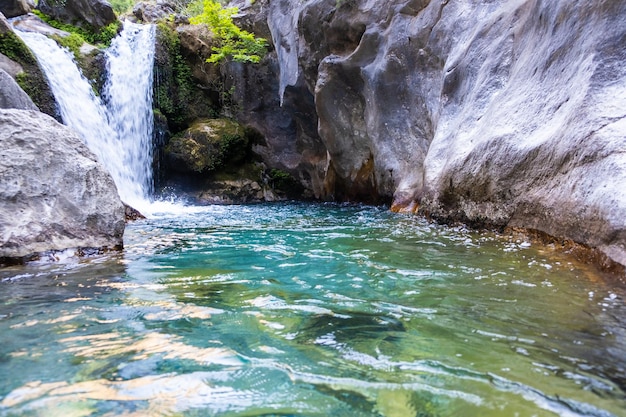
top-left (153, 21), bottom-right (216, 132)
top-left (0, 0), bottom-right (32, 18)
top-left (0, 68), bottom-right (38, 110)
top-left (0, 109), bottom-right (125, 261)
top-left (36, 0), bottom-right (117, 30)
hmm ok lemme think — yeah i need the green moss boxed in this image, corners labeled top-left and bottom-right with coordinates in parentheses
top-left (32, 10), bottom-right (121, 47)
top-left (0, 31), bottom-right (59, 118)
top-left (0, 32), bottom-right (37, 65)
top-left (109, 0), bottom-right (135, 14)
top-left (52, 32), bottom-right (85, 59)
top-left (154, 21), bottom-right (196, 131)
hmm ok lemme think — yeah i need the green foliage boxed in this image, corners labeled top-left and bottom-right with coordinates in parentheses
top-left (52, 32), bottom-right (85, 59)
top-left (32, 10), bottom-right (121, 47)
top-left (154, 21), bottom-right (196, 130)
top-left (188, 0), bottom-right (267, 63)
top-left (109, 0), bottom-right (136, 14)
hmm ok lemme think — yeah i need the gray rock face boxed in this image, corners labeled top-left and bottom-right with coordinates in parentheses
top-left (36, 0), bottom-right (117, 29)
top-left (0, 0), bottom-right (31, 18)
top-left (0, 52), bottom-right (23, 77)
top-left (0, 68), bottom-right (38, 110)
top-left (266, 0), bottom-right (626, 267)
top-left (0, 109), bottom-right (125, 261)
top-left (132, 1), bottom-right (174, 23)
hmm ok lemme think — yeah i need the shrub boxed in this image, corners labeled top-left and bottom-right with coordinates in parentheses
top-left (188, 0), bottom-right (267, 63)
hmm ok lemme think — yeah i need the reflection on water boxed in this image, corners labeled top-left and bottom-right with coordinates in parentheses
top-left (0, 203), bottom-right (624, 417)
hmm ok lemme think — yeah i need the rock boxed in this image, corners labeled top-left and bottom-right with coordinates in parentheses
top-left (0, 12), bottom-right (61, 119)
top-left (0, 68), bottom-right (38, 110)
top-left (0, 0), bottom-right (31, 18)
top-left (0, 109), bottom-right (125, 261)
top-left (36, 0), bottom-right (117, 30)
top-left (0, 52), bottom-right (22, 77)
top-left (266, 0), bottom-right (626, 268)
top-left (9, 13), bottom-right (71, 37)
top-left (132, 1), bottom-right (174, 23)
top-left (153, 21), bottom-right (217, 132)
top-left (164, 118), bottom-right (247, 174)
top-left (165, 162), bottom-right (286, 205)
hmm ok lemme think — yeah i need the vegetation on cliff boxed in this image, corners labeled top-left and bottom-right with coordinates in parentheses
top-left (188, 0), bottom-right (267, 63)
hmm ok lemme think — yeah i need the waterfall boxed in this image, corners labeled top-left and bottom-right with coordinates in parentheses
top-left (15, 22), bottom-right (156, 210)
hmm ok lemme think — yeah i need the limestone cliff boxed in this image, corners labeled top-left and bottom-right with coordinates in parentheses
top-left (255, 0), bottom-right (626, 268)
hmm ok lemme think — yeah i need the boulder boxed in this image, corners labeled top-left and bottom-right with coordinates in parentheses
top-left (0, 12), bottom-right (61, 119)
top-left (0, 109), bottom-right (125, 262)
top-left (132, 1), bottom-right (174, 23)
top-left (0, 0), bottom-right (31, 18)
top-left (0, 68), bottom-right (38, 110)
top-left (0, 52), bottom-right (23, 77)
top-left (36, 0), bottom-right (117, 30)
top-left (165, 118), bottom-right (247, 174)
top-left (265, 0), bottom-right (626, 268)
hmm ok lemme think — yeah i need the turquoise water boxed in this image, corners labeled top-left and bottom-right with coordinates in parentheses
top-left (0, 203), bottom-right (624, 417)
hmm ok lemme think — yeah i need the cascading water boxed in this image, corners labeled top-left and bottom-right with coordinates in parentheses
top-left (15, 22), bottom-right (156, 211)
top-left (104, 23), bottom-right (156, 202)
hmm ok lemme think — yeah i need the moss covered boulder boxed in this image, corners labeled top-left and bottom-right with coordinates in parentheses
top-left (0, 12), bottom-right (59, 119)
top-left (165, 118), bottom-right (248, 174)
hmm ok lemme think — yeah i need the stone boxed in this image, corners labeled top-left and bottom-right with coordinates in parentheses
top-left (264, 0), bottom-right (626, 268)
top-left (36, 0), bottom-right (117, 30)
top-left (0, 12), bottom-right (62, 120)
top-left (0, 68), bottom-right (38, 110)
top-left (132, 1), bottom-right (174, 23)
top-left (0, 109), bottom-right (125, 261)
top-left (0, 52), bottom-right (23, 77)
top-left (165, 118), bottom-right (247, 174)
top-left (0, 0), bottom-right (31, 18)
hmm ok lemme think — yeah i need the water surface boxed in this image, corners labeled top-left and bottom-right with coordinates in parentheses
top-left (1, 203), bottom-right (624, 416)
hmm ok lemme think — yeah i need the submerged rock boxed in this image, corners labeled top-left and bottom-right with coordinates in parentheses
top-left (0, 109), bottom-right (125, 262)
top-left (264, 0), bottom-right (626, 268)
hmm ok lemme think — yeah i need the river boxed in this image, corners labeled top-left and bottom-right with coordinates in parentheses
top-left (0, 202), bottom-right (624, 416)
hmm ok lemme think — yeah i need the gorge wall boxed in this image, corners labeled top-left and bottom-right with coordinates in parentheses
top-left (231, 0), bottom-right (626, 268)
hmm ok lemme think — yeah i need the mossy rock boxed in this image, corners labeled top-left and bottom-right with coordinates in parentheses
top-left (165, 118), bottom-right (248, 174)
top-left (0, 21), bottom-right (59, 119)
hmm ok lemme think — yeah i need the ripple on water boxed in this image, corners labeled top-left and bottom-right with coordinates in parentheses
top-left (0, 203), bottom-right (624, 416)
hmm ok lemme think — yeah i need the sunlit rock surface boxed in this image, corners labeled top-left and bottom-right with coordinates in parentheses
top-left (0, 109), bottom-right (125, 261)
top-left (264, 0), bottom-right (626, 267)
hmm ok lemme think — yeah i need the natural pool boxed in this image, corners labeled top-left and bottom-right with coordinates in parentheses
top-left (0, 203), bottom-right (624, 416)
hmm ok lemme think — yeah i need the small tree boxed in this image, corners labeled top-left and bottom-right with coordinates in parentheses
top-left (189, 0), bottom-right (267, 64)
